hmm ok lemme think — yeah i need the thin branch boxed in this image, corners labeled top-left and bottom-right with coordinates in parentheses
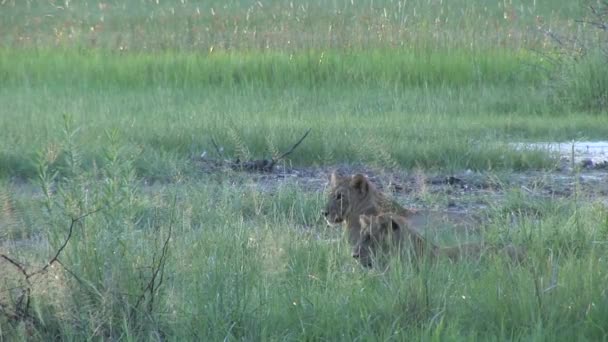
top-left (134, 195), bottom-right (175, 313)
top-left (275, 128), bottom-right (312, 161)
top-left (0, 255), bottom-right (30, 280)
top-left (207, 128), bottom-right (311, 173)
top-left (28, 208), bottom-right (101, 279)
top-left (1, 254), bottom-right (34, 317)
top-left (0, 208), bottom-right (100, 322)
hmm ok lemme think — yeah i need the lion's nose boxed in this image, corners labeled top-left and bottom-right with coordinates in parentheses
top-left (352, 249), bottom-right (360, 259)
top-left (321, 210), bottom-right (329, 217)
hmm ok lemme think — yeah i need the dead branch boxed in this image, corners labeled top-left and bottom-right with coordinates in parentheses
top-left (208, 128), bottom-right (312, 173)
top-left (276, 128), bottom-right (311, 161)
top-left (0, 208), bottom-right (99, 323)
top-left (0, 255), bottom-right (29, 279)
top-left (133, 195), bottom-right (175, 316)
top-left (0, 255), bottom-right (32, 319)
top-left (28, 209), bottom-right (100, 279)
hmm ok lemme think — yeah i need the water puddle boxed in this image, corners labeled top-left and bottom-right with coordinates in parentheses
top-left (512, 141), bottom-right (608, 165)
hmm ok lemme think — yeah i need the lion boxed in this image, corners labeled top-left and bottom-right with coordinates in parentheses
top-left (354, 213), bottom-right (526, 267)
top-left (322, 171), bottom-right (416, 245)
top-left (353, 213), bottom-right (439, 267)
top-left (322, 171), bottom-right (477, 246)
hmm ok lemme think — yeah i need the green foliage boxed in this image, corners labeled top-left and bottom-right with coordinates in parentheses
top-left (5, 179), bottom-right (608, 339)
top-left (0, 48), bottom-right (541, 89)
top-left (542, 1), bottom-right (608, 113)
top-left (550, 51), bottom-right (608, 112)
top-left (0, 0), bottom-right (605, 180)
top-left (1, 119), bottom-right (176, 339)
top-left (0, 0), bottom-right (583, 52)
top-left (1, 0), bottom-right (608, 339)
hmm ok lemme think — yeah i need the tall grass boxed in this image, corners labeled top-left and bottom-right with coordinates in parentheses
top-left (2, 140), bottom-right (608, 339)
top-left (0, 48), bottom-right (542, 88)
top-left (0, 1), bottom-right (605, 180)
top-left (0, 0), bottom-right (583, 52)
top-left (2, 46), bottom-right (608, 180)
top-left (544, 16), bottom-right (608, 114)
top-left (1, 1), bottom-right (608, 339)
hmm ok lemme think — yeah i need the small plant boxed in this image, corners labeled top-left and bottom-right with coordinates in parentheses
top-left (0, 117), bottom-right (175, 339)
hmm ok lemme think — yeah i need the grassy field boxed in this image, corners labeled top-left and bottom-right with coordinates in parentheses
top-left (1, 0), bottom-right (606, 180)
top-left (1, 0), bottom-right (608, 340)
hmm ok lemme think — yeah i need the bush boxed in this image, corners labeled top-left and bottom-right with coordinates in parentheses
top-left (545, 1), bottom-right (608, 112)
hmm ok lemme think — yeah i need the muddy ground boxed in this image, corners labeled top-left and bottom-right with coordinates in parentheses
top-left (194, 153), bottom-right (608, 245)
top-left (199, 141), bottom-right (608, 211)
top-left (200, 155), bottom-right (608, 213)
top-left (4, 144), bottom-right (608, 247)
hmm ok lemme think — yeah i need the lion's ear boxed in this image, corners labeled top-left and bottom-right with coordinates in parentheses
top-left (351, 174), bottom-right (369, 195)
top-left (359, 214), bottom-right (371, 226)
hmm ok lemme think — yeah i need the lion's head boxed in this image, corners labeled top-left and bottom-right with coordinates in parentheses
top-left (352, 214), bottom-right (403, 267)
top-left (322, 171), bottom-right (416, 246)
top-left (322, 172), bottom-right (374, 227)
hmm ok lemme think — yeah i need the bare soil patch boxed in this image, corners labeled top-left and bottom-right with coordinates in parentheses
top-left (198, 158), bottom-right (608, 213)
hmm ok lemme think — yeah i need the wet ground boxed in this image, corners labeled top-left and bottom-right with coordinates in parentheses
top-left (197, 141), bottom-right (608, 232)
top-left (512, 141), bottom-right (608, 167)
top-left (195, 156), bottom-right (608, 245)
top-left (5, 141), bottom-right (608, 246)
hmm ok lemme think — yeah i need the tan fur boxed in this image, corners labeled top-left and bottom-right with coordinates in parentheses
top-left (354, 214), bottom-right (526, 267)
top-left (322, 171), bottom-right (415, 245)
top-left (353, 213), bottom-right (438, 267)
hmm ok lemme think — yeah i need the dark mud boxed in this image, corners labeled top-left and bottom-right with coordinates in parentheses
top-left (199, 158), bottom-right (608, 213)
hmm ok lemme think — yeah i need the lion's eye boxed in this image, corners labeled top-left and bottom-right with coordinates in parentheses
top-left (335, 193), bottom-right (342, 200)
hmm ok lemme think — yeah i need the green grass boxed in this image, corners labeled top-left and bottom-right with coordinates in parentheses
top-left (0, 0), bottom-right (605, 180)
top-left (1, 0), bottom-right (608, 340)
top-left (0, 0), bottom-right (585, 52)
top-left (0, 48), bottom-right (542, 88)
top-left (2, 163), bottom-right (608, 340)
top-left (2, 47), bottom-right (607, 180)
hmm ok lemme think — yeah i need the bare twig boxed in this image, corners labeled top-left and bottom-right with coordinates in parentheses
top-left (209, 128), bottom-right (312, 173)
top-left (275, 128), bottom-right (312, 161)
top-left (0, 255), bottom-right (32, 317)
top-left (0, 208), bottom-right (100, 321)
top-left (0, 255), bottom-right (29, 279)
top-left (134, 195), bottom-right (175, 314)
top-left (28, 209), bottom-right (100, 279)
